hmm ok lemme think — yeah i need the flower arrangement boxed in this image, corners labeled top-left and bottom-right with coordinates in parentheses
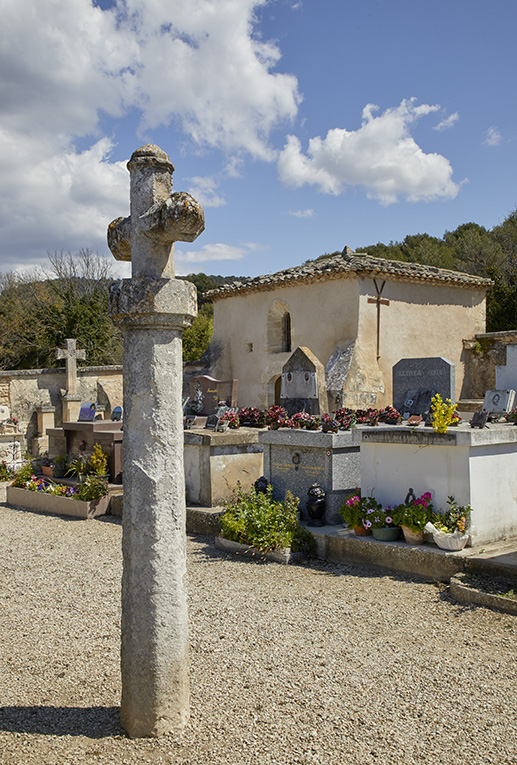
top-left (339, 490), bottom-right (383, 530)
top-left (431, 496), bottom-right (471, 534)
top-left (90, 443), bottom-right (109, 476)
top-left (221, 411), bottom-right (240, 429)
top-left (307, 483), bottom-right (325, 500)
top-left (265, 405), bottom-right (288, 428)
top-left (333, 408), bottom-right (357, 430)
top-left (396, 491), bottom-right (433, 532)
top-left (238, 407), bottom-right (266, 428)
top-left (378, 406), bottom-right (402, 425)
top-left (430, 394), bottom-right (458, 433)
top-left (364, 504), bottom-right (399, 530)
top-left (11, 472), bottom-right (109, 501)
top-left (321, 413), bottom-right (340, 433)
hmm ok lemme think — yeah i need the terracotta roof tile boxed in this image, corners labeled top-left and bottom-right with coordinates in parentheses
top-left (207, 248), bottom-right (492, 300)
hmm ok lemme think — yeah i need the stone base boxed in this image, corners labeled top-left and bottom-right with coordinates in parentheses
top-left (215, 535), bottom-right (304, 564)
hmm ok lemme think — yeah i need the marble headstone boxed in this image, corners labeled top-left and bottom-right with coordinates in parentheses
top-left (482, 389), bottom-right (516, 414)
top-left (393, 357), bottom-right (455, 415)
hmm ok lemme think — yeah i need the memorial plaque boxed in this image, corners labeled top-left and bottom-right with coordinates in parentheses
top-left (78, 402), bottom-right (97, 422)
top-left (400, 389), bottom-right (436, 418)
top-left (111, 405), bottom-right (123, 422)
top-left (393, 357), bottom-right (455, 414)
top-left (482, 389), bottom-right (516, 414)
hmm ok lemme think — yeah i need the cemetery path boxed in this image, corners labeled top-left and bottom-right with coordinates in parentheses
top-left (0, 495), bottom-right (516, 764)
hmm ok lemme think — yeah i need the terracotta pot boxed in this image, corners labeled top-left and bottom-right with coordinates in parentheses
top-left (354, 525), bottom-right (372, 537)
top-left (401, 525), bottom-right (425, 545)
top-left (41, 465), bottom-right (54, 477)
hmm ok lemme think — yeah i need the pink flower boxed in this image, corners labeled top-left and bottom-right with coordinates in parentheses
top-left (385, 516), bottom-right (393, 525)
top-left (363, 520), bottom-right (372, 529)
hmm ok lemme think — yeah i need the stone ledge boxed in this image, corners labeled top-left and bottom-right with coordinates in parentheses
top-left (450, 574), bottom-right (517, 615)
top-left (214, 535), bottom-right (304, 564)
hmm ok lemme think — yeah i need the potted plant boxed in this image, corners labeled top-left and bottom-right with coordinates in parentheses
top-left (66, 455), bottom-right (90, 483)
top-left (8, 469), bottom-right (109, 519)
top-left (339, 490), bottom-right (380, 536)
top-left (425, 497), bottom-right (471, 550)
top-left (365, 504), bottom-right (401, 542)
top-left (430, 393), bottom-right (458, 433)
top-left (306, 483), bottom-right (326, 526)
top-left (396, 489), bottom-right (433, 544)
top-left (321, 413), bottom-right (339, 433)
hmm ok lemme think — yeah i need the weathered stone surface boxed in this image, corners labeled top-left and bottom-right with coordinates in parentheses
top-left (108, 144), bottom-right (204, 738)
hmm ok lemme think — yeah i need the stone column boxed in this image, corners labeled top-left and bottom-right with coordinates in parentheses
top-left (108, 145), bottom-right (204, 738)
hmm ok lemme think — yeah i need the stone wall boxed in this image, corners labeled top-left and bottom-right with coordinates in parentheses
top-left (461, 331), bottom-right (517, 399)
top-left (0, 365), bottom-right (123, 453)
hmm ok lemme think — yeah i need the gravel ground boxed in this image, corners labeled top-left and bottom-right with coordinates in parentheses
top-left (0, 497), bottom-right (516, 765)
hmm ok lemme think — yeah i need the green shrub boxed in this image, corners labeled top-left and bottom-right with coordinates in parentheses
top-left (221, 484), bottom-right (315, 556)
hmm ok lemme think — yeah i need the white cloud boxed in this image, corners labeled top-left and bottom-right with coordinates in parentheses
top-left (186, 176), bottom-right (226, 208)
top-left (0, 0), bottom-right (301, 266)
top-left (277, 99), bottom-right (459, 204)
top-left (433, 112), bottom-right (459, 131)
top-left (483, 127), bottom-right (502, 147)
top-left (288, 209), bottom-right (314, 218)
top-left (174, 241), bottom-right (266, 273)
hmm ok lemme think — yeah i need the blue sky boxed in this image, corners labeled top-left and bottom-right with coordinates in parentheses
top-left (1, 0), bottom-right (516, 278)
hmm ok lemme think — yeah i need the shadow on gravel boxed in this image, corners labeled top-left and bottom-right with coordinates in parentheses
top-left (0, 706), bottom-right (123, 737)
top-left (190, 534), bottom-right (430, 586)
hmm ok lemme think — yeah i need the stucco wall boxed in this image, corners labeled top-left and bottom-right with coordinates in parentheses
top-left (209, 274), bottom-right (486, 410)
top-left (356, 278), bottom-right (486, 406)
top-left (210, 278), bottom-right (360, 409)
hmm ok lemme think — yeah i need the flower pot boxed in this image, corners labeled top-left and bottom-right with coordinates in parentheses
top-left (401, 525), bottom-right (425, 545)
top-left (306, 498), bottom-right (326, 527)
top-left (41, 465), bottom-right (54, 477)
top-left (433, 532), bottom-right (469, 551)
top-left (372, 526), bottom-right (401, 542)
top-left (354, 525), bottom-right (372, 537)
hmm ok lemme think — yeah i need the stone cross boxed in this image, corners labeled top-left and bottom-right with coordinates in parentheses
top-left (367, 279), bottom-right (389, 360)
top-left (55, 339), bottom-right (86, 395)
top-left (108, 145), bottom-right (204, 738)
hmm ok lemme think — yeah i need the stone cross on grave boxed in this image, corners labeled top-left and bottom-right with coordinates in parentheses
top-left (367, 279), bottom-right (390, 361)
top-left (108, 145), bottom-right (204, 738)
top-left (55, 338), bottom-right (86, 396)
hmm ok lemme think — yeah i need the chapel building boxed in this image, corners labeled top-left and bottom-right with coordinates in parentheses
top-left (206, 247), bottom-right (491, 411)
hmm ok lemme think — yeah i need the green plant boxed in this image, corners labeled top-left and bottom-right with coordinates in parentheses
top-left (66, 455), bottom-right (89, 478)
top-left (76, 476), bottom-right (109, 501)
top-left (339, 491), bottom-right (382, 530)
top-left (0, 460), bottom-right (14, 481)
top-left (396, 491), bottom-right (434, 532)
top-left (11, 462), bottom-right (35, 487)
top-left (430, 394), bottom-right (458, 433)
top-left (432, 496), bottom-right (471, 534)
top-left (90, 442), bottom-right (108, 476)
top-left (221, 484), bottom-right (315, 555)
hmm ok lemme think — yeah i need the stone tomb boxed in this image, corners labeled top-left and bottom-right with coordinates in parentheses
top-left (260, 428), bottom-right (361, 525)
top-left (189, 375), bottom-right (238, 416)
top-left (280, 347), bottom-right (328, 417)
top-left (48, 419), bottom-right (123, 483)
top-left (184, 428), bottom-right (263, 506)
top-left (360, 424), bottom-right (517, 545)
top-left (393, 357), bottom-right (455, 415)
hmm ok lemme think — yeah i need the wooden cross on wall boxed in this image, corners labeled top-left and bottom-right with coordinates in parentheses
top-left (367, 280), bottom-right (389, 360)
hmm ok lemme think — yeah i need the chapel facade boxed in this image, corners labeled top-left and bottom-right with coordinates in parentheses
top-left (205, 248), bottom-right (490, 411)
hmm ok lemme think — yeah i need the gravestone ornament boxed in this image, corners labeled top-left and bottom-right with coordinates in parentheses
top-left (108, 145), bottom-right (204, 738)
top-left (56, 338), bottom-right (86, 396)
top-left (78, 402), bottom-right (97, 422)
top-left (482, 389), bottom-right (516, 415)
